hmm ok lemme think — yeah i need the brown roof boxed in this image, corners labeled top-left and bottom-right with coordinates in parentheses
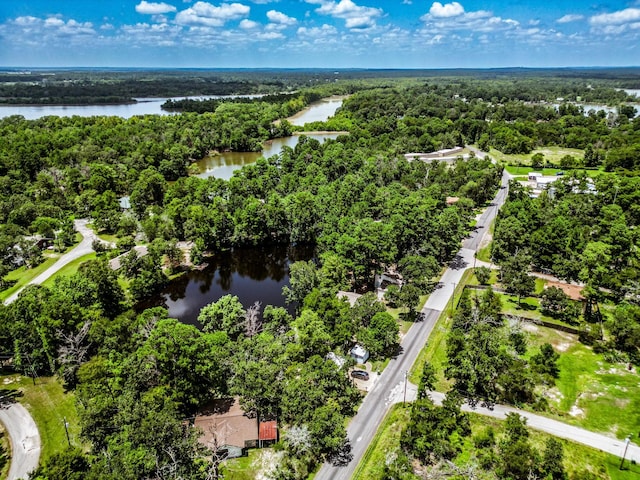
top-left (195, 398), bottom-right (258, 450)
top-left (259, 421), bottom-right (278, 441)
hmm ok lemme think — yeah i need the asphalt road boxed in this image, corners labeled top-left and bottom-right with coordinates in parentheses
top-left (0, 402), bottom-right (41, 480)
top-left (316, 167), bottom-right (511, 480)
top-left (430, 391), bottom-right (640, 464)
top-left (4, 219), bottom-right (101, 305)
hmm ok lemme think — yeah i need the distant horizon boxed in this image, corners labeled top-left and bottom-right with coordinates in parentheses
top-left (2, 1), bottom-right (640, 68)
top-left (2, 66), bottom-right (640, 71)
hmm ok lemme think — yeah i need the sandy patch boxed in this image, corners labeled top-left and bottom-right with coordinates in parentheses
top-left (544, 281), bottom-right (584, 301)
top-left (522, 323), bottom-right (539, 333)
top-left (555, 342), bottom-right (571, 352)
top-left (569, 405), bottom-right (585, 417)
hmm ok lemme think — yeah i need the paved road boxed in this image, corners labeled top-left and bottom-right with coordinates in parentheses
top-left (4, 219), bottom-right (103, 305)
top-left (429, 391), bottom-right (640, 464)
top-left (316, 164), bottom-right (511, 480)
top-left (0, 402), bottom-right (41, 480)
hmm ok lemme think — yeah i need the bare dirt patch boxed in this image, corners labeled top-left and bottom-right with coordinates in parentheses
top-left (544, 280), bottom-right (584, 301)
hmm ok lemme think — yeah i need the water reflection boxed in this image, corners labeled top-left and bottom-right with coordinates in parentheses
top-left (196, 132), bottom-right (343, 180)
top-left (139, 244), bottom-right (315, 326)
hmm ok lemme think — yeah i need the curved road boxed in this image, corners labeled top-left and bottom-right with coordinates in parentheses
top-left (4, 219), bottom-right (103, 305)
top-left (316, 166), bottom-right (638, 479)
top-left (0, 403), bottom-right (41, 480)
top-left (2, 218), bottom-right (105, 477)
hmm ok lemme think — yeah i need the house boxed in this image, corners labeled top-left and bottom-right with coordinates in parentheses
top-left (194, 397), bottom-right (277, 459)
top-left (350, 344), bottom-right (370, 364)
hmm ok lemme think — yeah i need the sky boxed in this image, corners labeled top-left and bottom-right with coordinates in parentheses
top-left (1, 1), bottom-right (640, 68)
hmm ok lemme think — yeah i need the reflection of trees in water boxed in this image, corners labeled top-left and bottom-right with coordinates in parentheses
top-left (136, 243), bottom-right (315, 319)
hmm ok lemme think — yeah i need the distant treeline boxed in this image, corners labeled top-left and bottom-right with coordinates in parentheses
top-left (1, 67), bottom-right (640, 105)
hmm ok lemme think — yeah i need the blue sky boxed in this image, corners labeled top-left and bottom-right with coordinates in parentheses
top-left (1, 1), bottom-right (640, 68)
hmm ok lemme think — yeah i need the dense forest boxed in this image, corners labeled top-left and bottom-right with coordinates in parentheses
top-left (0, 73), bottom-right (638, 478)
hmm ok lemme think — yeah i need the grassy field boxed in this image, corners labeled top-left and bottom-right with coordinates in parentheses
top-left (0, 257), bottom-right (59, 301)
top-left (489, 146), bottom-right (585, 165)
top-left (409, 270), bottom-right (472, 390)
top-left (0, 374), bottom-right (82, 461)
top-left (523, 324), bottom-right (640, 440)
top-left (0, 425), bottom-right (9, 480)
top-left (353, 407), bottom-right (639, 480)
top-left (41, 253), bottom-right (97, 288)
top-left (222, 449), bottom-right (270, 480)
top-left (352, 404), bottom-right (410, 480)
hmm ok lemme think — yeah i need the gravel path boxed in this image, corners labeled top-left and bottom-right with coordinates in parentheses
top-left (0, 402), bottom-right (41, 480)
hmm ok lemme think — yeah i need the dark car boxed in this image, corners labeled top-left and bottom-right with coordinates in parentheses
top-left (351, 370), bottom-right (370, 381)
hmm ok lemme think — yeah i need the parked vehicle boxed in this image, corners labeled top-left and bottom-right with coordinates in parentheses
top-left (351, 370), bottom-right (369, 381)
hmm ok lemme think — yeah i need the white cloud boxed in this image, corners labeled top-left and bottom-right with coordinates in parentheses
top-left (266, 10), bottom-right (297, 25)
top-left (297, 24), bottom-right (337, 37)
top-left (429, 2), bottom-right (464, 18)
top-left (14, 16), bottom-right (40, 26)
top-left (590, 8), bottom-right (640, 26)
top-left (175, 2), bottom-right (250, 27)
top-left (306, 0), bottom-right (383, 29)
top-left (239, 19), bottom-right (259, 29)
top-left (135, 1), bottom-right (177, 15)
top-left (557, 14), bottom-right (584, 24)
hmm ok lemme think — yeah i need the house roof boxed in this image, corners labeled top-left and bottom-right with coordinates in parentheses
top-left (259, 421), bottom-right (278, 441)
top-left (350, 344), bottom-right (369, 358)
top-left (195, 397), bottom-right (258, 450)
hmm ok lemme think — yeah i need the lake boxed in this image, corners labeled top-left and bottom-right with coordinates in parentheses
top-left (0, 95), bottom-right (262, 120)
top-left (196, 132), bottom-right (344, 180)
top-left (138, 244), bottom-right (315, 326)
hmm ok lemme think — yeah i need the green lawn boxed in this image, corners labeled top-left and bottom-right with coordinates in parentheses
top-left (221, 449), bottom-right (270, 480)
top-left (0, 256), bottom-right (59, 301)
top-left (490, 146), bottom-right (585, 165)
top-left (41, 253), bottom-right (97, 288)
top-left (353, 406), bottom-right (639, 480)
top-left (409, 270), bottom-right (472, 390)
top-left (523, 324), bottom-right (640, 440)
top-left (495, 291), bottom-right (577, 329)
top-left (352, 404), bottom-right (410, 480)
top-left (0, 375), bottom-right (82, 461)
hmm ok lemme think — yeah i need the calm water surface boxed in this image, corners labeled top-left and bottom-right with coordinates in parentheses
top-left (289, 97), bottom-right (344, 126)
top-left (196, 132), bottom-right (344, 180)
top-left (139, 244), bottom-right (314, 326)
top-left (0, 95), bottom-right (262, 119)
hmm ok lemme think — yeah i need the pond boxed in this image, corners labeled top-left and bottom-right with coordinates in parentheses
top-left (195, 132), bottom-right (344, 180)
top-left (138, 244), bottom-right (315, 326)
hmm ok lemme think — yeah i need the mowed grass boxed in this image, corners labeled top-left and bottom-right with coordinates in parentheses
top-left (222, 449), bottom-right (269, 480)
top-left (0, 374), bottom-right (82, 461)
top-left (352, 404), bottom-right (410, 480)
top-left (523, 324), bottom-right (640, 439)
top-left (409, 270), bottom-right (472, 390)
top-left (0, 256), bottom-right (59, 301)
top-left (353, 406), bottom-right (639, 480)
top-left (41, 253), bottom-right (96, 288)
top-left (489, 146), bottom-right (585, 165)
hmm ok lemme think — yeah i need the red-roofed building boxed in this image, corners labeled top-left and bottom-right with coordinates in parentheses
top-left (194, 397), bottom-right (278, 458)
top-left (259, 420), bottom-right (278, 447)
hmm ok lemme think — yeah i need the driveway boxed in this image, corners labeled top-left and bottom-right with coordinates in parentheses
top-left (4, 219), bottom-right (109, 305)
top-left (0, 401), bottom-right (41, 480)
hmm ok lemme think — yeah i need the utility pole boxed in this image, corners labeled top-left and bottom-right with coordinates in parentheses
top-left (63, 417), bottom-right (71, 447)
top-left (403, 371), bottom-right (408, 405)
top-left (449, 281), bottom-right (457, 317)
top-left (619, 435), bottom-right (632, 470)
